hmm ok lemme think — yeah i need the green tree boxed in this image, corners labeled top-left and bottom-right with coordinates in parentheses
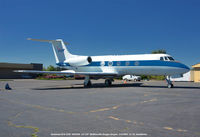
top-left (56, 67), bottom-right (63, 71)
top-left (46, 65), bottom-right (56, 71)
top-left (42, 67), bottom-right (47, 71)
top-left (151, 49), bottom-right (166, 54)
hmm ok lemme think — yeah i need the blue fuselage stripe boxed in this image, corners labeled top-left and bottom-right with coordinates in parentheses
top-left (56, 60), bottom-right (189, 69)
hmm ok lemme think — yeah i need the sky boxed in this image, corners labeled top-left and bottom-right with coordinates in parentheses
top-left (0, 0), bottom-right (200, 67)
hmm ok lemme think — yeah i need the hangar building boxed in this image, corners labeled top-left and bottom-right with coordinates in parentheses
top-left (0, 62), bottom-right (43, 79)
top-left (191, 63), bottom-right (200, 82)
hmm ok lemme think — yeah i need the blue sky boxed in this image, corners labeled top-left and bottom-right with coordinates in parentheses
top-left (0, 0), bottom-right (200, 67)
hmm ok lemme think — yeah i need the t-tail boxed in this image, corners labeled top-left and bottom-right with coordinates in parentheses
top-left (27, 38), bottom-right (75, 64)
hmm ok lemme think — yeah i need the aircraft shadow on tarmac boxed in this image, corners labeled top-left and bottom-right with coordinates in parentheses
top-left (32, 83), bottom-right (200, 90)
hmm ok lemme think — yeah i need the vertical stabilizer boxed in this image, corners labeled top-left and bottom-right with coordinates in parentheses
top-left (51, 39), bottom-right (73, 63)
top-left (27, 38), bottom-right (74, 64)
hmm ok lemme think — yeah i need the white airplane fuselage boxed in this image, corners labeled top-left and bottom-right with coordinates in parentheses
top-left (58, 54), bottom-right (189, 77)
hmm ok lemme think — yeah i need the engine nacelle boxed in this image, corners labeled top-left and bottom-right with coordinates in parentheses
top-left (66, 56), bottom-right (92, 67)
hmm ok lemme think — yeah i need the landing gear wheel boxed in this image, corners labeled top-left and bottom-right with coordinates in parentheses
top-left (84, 80), bottom-right (92, 87)
top-left (166, 76), bottom-right (174, 88)
top-left (167, 84), bottom-right (174, 88)
top-left (105, 79), bottom-right (112, 86)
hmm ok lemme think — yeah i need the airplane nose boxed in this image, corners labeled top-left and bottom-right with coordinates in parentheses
top-left (185, 65), bottom-right (190, 71)
top-left (182, 64), bottom-right (190, 73)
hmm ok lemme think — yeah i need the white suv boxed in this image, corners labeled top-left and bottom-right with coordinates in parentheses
top-left (122, 75), bottom-right (141, 81)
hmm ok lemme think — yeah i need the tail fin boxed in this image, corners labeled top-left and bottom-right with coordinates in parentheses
top-left (27, 38), bottom-right (73, 63)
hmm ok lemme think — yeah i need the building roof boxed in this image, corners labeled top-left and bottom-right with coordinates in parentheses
top-left (192, 63), bottom-right (200, 68)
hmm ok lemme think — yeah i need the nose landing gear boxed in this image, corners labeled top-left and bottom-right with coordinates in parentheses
top-left (165, 76), bottom-right (174, 88)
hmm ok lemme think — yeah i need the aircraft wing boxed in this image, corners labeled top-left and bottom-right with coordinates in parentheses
top-left (14, 70), bottom-right (118, 76)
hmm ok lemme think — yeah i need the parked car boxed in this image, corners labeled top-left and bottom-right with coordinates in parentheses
top-left (122, 75), bottom-right (141, 81)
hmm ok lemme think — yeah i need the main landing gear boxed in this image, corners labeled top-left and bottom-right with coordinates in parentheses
top-left (84, 76), bottom-right (92, 87)
top-left (165, 76), bottom-right (174, 88)
top-left (83, 76), bottom-right (114, 87)
top-left (105, 79), bottom-right (113, 86)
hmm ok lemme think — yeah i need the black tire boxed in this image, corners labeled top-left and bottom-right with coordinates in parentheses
top-left (105, 79), bottom-right (112, 86)
top-left (167, 84), bottom-right (174, 88)
top-left (84, 80), bottom-right (92, 87)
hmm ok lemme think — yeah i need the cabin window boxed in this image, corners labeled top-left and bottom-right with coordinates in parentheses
top-left (117, 61), bottom-right (121, 66)
top-left (160, 57), bottom-right (164, 61)
top-left (164, 57), bottom-right (168, 61)
top-left (125, 61), bottom-right (130, 66)
top-left (108, 61), bottom-right (113, 66)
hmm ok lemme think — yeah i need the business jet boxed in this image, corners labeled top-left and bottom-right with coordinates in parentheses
top-left (16, 38), bottom-right (190, 88)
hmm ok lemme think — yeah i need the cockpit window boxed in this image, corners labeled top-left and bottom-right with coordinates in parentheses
top-left (164, 57), bottom-right (168, 60)
top-left (168, 57), bottom-right (174, 61)
top-left (160, 56), bottom-right (175, 61)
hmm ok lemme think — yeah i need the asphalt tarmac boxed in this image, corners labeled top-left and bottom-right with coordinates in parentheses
top-left (0, 79), bottom-right (200, 137)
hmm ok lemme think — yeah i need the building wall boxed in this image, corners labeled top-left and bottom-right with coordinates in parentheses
top-left (192, 63), bottom-right (200, 83)
top-left (0, 63), bottom-right (43, 79)
top-left (194, 70), bottom-right (200, 82)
